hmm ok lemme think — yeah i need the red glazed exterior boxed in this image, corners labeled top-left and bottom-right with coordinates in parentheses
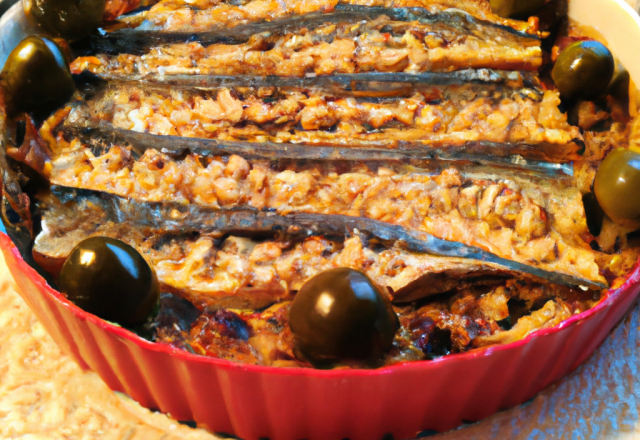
top-left (2, 232), bottom-right (639, 440)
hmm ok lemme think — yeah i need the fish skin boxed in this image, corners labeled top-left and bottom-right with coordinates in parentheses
top-left (63, 117), bottom-right (579, 169)
top-left (79, 71), bottom-right (541, 90)
top-left (46, 185), bottom-right (607, 290)
top-left (91, 5), bottom-right (539, 54)
top-left (57, 78), bottom-right (581, 166)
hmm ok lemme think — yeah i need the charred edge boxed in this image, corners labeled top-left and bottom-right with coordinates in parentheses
top-left (83, 71), bottom-right (541, 92)
top-left (90, 5), bottom-right (538, 54)
top-left (334, 5), bottom-right (539, 40)
top-left (50, 185), bottom-right (606, 290)
top-left (0, 111), bottom-right (33, 238)
top-left (0, 110), bottom-right (57, 286)
top-left (62, 119), bottom-right (575, 174)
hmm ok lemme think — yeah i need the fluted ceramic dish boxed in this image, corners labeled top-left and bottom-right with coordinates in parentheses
top-left (1, 0), bottom-right (640, 438)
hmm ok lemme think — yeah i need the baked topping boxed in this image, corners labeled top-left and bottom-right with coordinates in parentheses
top-left (53, 83), bottom-right (580, 156)
top-left (39, 144), bottom-right (603, 286)
top-left (75, 15), bottom-right (541, 76)
top-left (118, 0), bottom-right (537, 34)
top-left (0, 0), bottom-right (637, 367)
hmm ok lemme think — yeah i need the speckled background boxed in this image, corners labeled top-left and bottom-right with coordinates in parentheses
top-left (2, 2), bottom-right (640, 438)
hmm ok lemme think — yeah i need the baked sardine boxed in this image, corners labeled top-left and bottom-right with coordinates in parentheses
top-left (84, 11), bottom-right (540, 73)
top-left (49, 82), bottom-right (581, 163)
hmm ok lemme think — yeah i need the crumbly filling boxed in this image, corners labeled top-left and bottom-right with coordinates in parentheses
top-left (15, 0), bottom-right (632, 369)
top-left (29, 193), bottom-right (613, 366)
top-left (103, 0), bottom-right (152, 20)
top-left (138, 0), bottom-right (535, 33)
top-left (34, 201), bottom-right (512, 309)
top-left (75, 17), bottom-right (541, 76)
top-left (60, 84), bottom-right (578, 148)
top-left (154, 279), bottom-right (599, 367)
top-left (42, 138), bottom-right (603, 284)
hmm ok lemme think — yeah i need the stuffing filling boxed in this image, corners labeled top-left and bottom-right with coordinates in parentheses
top-left (133, 0), bottom-right (535, 33)
top-left (75, 16), bottom-right (541, 76)
top-left (53, 84), bottom-right (579, 150)
top-left (6, 1), bottom-right (638, 369)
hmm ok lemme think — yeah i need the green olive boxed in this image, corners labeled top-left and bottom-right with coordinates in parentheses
top-left (289, 267), bottom-right (399, 364)
top-left (490, 0), bottom-right (545, 19)
top-left (23, 0), bottom-right (107, 41)
top-left (2, 35), bottom-right (75, 118)
top-left (552, 41), bottom-right (614, 101)
top-left (59, 237), bottom-right (160, 326)
top-left (594, 148), bottom-right (640, 229)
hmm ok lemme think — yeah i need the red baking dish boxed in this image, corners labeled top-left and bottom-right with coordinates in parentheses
top-left (2, 232), bottom-right (639, 440)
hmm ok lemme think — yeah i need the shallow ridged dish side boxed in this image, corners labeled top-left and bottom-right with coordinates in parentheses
top-left (3, 232), bottom-right (640, 440)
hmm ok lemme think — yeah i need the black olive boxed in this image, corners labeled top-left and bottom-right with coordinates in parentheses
top-left (59, 237), bottom-right (160, 327)
top-left (594, 148), bottom-right (640, 229)
top-left (1, 35), bottom-right (75, 118)
top-left (583, 192), bottom-right (605, 237)
top-left (490, 0), bottom-right (545, 19)
top-left (23, 0), bottom-right (107, 42)
top-left (289, 267), bottom-right (399, 364)
top-left (608, 70), bottom-right (631, 103)
top-left (551, 41), bottom-right (614, 101)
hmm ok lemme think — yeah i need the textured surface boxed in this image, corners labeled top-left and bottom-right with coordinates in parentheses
top-left (1, 248), bottom-right (640, 440)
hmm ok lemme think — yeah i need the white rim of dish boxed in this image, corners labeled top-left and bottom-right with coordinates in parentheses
top-left (569, 0), bottom-right (640, 85)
